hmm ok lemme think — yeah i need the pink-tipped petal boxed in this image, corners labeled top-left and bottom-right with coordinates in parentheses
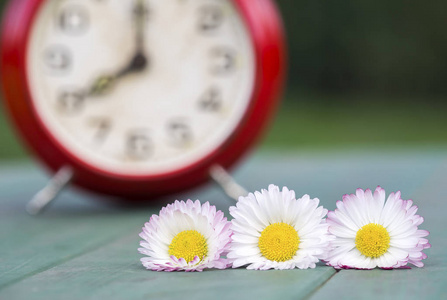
top-left (325, 187), bottom-right (429, 269)
top-left (139, 200), bottom-right (232, 272)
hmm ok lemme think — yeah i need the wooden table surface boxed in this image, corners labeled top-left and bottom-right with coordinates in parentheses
top-left (0, 149), bottom-right (446, 300)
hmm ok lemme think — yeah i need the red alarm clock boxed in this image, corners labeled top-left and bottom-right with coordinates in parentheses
top-left (0, 0), bottom-right (285, 201)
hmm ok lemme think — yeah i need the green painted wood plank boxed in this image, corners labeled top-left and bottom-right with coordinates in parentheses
top-left (0, 197), bottom-right (155, 288)
top-left (243, 148), bottom-right (447, 212)
top-left (309, 158), bottom-right (447, 300)
top-left (0, 164), bottom-right (233, 289)
top-left (0, 166), bottom-right (178, 287)
top-left (0, 233), bottom-right (336, 300)
top-left (1, 149), bottom-right (446, 299)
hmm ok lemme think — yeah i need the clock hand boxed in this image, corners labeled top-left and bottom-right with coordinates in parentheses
top-left (87, 52), bottom-right (147, 96)
top-left (134, 0), bottom-right (148, 54)
top-left (86, 0), bottom-right (149, 97)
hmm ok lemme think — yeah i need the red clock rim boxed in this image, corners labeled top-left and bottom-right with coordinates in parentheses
top-left (0, 0), bottom-right (286, 198)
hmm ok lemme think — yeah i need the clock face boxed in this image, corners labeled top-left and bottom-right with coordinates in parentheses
top-left (27, 0), bottom-right (255, 176)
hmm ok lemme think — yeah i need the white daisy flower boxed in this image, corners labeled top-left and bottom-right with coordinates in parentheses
top-left (325, 186), bottom-right (431, 269)
top-left (228, 184), bottom-right (332, 270)
top-left (138, 200), bottom-right (232, 272)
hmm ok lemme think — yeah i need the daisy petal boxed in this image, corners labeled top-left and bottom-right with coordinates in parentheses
top-left (139, 200), bottom-right (232, 272)
top-left (228, 184), bottom-right (332, 270)
top-left (325, 186), bottom-right (429, 269)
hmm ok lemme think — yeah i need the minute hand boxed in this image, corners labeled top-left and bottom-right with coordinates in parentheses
top-left (134, 0), bottom-right (148, 53)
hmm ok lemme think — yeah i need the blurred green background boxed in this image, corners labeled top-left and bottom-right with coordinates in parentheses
top-left (1, 0), bottom-right (446, 161)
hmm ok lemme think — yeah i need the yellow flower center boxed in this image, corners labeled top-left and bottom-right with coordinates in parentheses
top-left (168, 230), bottom-right (208, 263)
top-left (355, 223), bottom-right (390, 258)
top-left (258, 222), bottom-right (300, 262)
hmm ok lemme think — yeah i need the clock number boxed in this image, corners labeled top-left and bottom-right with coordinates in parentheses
top-left (43, 46), bottom-right (71, 73)
top-left (57, 90), bottom-right (85, 114)
top-left (167, 120), bottom-right (193, 146)
top-left (126, 131), bottom-right (151, 160)
top-left (199, 87), bottom-right (222, 112)
top-left (58, 5), bottom-right (89, 35)
top-left (90, 118), bottom-right (111, 143)
top-left (198, 5), bottom-right (224, 33)
top-left (210, 47), bottom-right (236, 75)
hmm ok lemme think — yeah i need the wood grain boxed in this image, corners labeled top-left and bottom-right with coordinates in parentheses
top-left (309, 158), bottom-right (447, 300)
top-left (1, 150), bottom-right (446, 299)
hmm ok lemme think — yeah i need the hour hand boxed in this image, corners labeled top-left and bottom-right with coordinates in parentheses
top-left (87, 52), bottom-right (148, 96)
top-left (87, 74), bottom-right (115, 97)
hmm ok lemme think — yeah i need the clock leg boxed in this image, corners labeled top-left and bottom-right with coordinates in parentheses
top-left (209, 165), bottom-right (248, 202)
top-left (26, 166), bottom-right (74, 215)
